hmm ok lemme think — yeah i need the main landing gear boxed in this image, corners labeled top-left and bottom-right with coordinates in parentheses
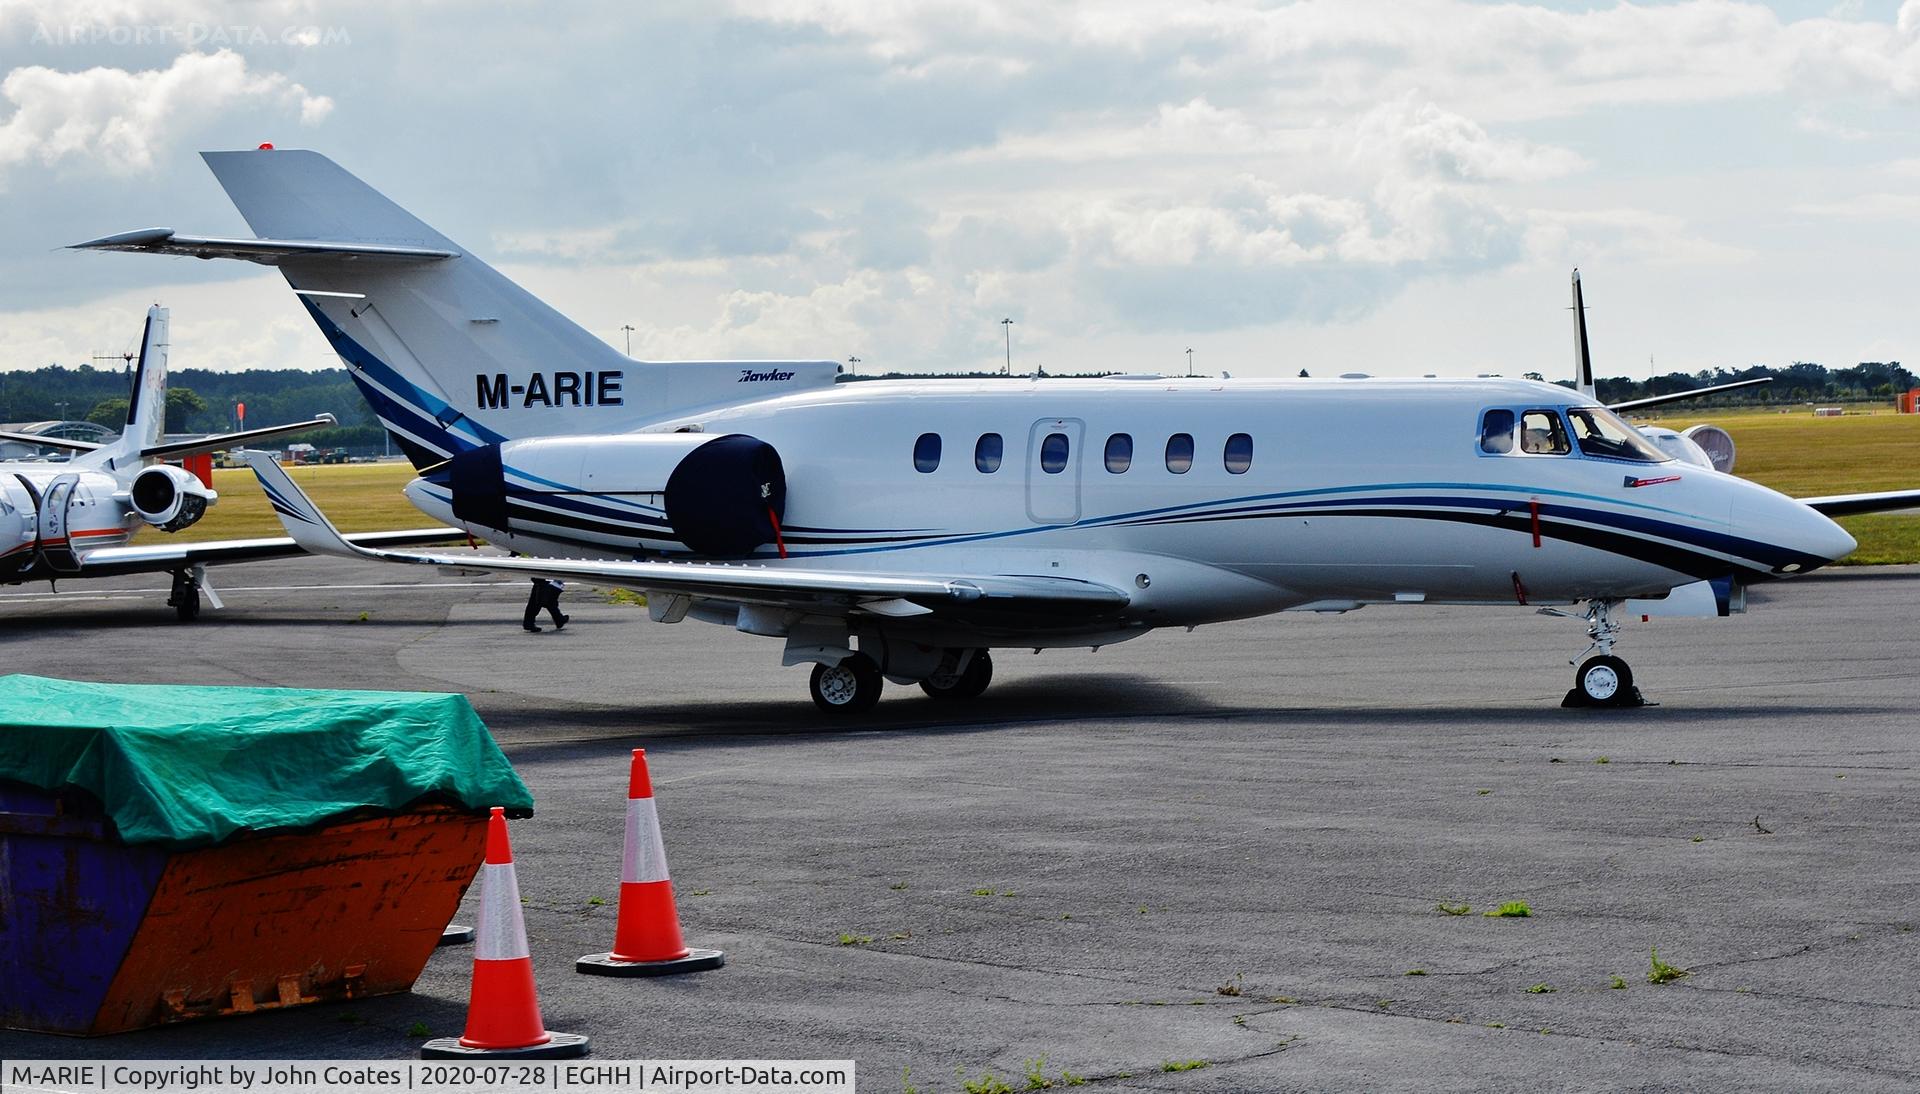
top-left (168, 566), bottom-right (201, 622)
top-left (807, 648), bottom-right (995, 714)
top-left (1547, 598), bottom-right (1648, 708)
top-left (810, 654), bottom-right (883, 714)
top-left (919, 649), bottom-right (993, 702)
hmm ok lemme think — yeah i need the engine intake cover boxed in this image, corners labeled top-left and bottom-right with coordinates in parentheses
top-left (665, 434), bottom-right (786, 557)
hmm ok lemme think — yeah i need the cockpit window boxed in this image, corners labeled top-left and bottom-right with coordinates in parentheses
top-left (1479, 409), bottom-right (1515, 454)
top-left (1567, 407), bottom-right (1671, 464)
top-left (1518, 410), bottom-right (1571, 455)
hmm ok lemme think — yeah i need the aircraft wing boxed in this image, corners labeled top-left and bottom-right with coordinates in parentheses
top-left (243, 451), bottom-right (1129, 617)
top-left (1608, 376), bottom-right (1774, 413)
top-left (1799, 489), bottom-right (1920, 518)
top-left (71, 528), bottom-right (469, 578)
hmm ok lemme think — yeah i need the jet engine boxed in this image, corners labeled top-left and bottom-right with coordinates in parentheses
top-left (440, 432), bottom-right (786, 557)
top-left (1635, 423), bottom-right (1737, 474)
top-left (129, 464), bottom-right (216, 531)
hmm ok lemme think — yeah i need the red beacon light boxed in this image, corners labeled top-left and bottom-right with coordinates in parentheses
top-left (257, 142), bottom-right (274, 150)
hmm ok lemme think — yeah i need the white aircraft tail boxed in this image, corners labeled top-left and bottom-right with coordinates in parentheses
top-left (195, 149), bottom-right (839, 468)
top-left (76, 306), bottom-right (168, 472)
top-left (1572, 268), bottom-right (1596, 402)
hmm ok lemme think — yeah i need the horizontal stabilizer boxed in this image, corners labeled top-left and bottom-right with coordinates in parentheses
top-left (0, 430), bottom-right (99, 453)
top-left (141, 414), bottom-right (338, 459)
top-left (68, 228), bottom-right (454, 265)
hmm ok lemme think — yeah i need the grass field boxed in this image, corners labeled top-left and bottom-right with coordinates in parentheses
top-left (171, 412), bottom-right (1920, 563)
top-left (174, 461), bottom-right (434, 542)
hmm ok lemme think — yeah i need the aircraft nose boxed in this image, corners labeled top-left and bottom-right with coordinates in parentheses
top-left (1734, 493), bottom-right (1855, 574)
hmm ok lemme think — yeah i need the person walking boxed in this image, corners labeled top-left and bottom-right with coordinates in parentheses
top-left (523, 577), bottom-right (569, 632)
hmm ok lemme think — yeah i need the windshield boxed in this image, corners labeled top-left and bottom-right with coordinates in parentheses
top-left (1567, 407), bottom-right (1672, 464)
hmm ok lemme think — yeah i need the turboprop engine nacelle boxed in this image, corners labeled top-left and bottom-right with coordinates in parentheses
top-left (441, 432), bottom-right (787, 557)
top-left (129, 464), bottom-right (216, 531)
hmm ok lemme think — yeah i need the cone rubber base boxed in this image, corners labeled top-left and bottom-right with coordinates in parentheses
top-left (438, 924), bottom-right (475, 946)
top-left (421, 1032), bottom-right (590, 1059)
top-left (576, 947), bottom-right (725, 978)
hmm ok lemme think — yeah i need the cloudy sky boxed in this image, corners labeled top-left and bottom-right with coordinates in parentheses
top-left (2, 0), bottom-right (1918, 382)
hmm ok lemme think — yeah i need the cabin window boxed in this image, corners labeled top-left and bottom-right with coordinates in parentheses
top-left (1224, 433), bottom-right (1253, 474)
top-left (1568, 407), bottom-right (1670, 464)
top-left (914, 432), bottom-right (941, 473)
top-left (975, 433), bottom-right (1003, 473)
top-left (1105, 433), bottom-right (1133, 473)
top-left (1479, 409), bottom-right (1515, 454)
top-left (1040, 432), bottom-right (1070, 473)
top-left (1518, 410), bottom-right (1570, 455)
top-left (1165, 433), bottom-right (1194, 474)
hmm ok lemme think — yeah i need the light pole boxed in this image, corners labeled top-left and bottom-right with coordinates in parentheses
top-left (847, 355), bottom-right (861, 377)
top-left (621, 324), bottom-right (636, 356)
top-left (1001, 318), bottom-right (1014, 375)
top-left (1185, 347), bottom-right (1194, 377)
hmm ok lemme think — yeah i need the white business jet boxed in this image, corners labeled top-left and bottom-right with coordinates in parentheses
top-left (77, 149), bottom-right (1920, 706)
top-left (2, 305), bottom-right (458, 618)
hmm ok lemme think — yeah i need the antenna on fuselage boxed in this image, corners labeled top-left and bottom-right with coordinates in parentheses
top-left (1572, 268), bottom-right (1596, 401)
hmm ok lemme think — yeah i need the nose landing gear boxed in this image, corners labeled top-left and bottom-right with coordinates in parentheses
top-left (1544, 598), bottom-right (1649, 708)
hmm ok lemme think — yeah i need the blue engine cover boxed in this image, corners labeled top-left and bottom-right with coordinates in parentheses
top-left (665, 434), bottom-right (787, 557)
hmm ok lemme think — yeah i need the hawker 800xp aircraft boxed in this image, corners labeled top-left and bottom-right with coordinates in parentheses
top-left (79, 148), bottom-right (1920, 707)
top-left (2, 305), bottom-right (459, 619)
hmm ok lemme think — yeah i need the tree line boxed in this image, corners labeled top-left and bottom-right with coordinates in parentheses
top-left (0, 365), bottom-right (386, 447)
top-left (1548, 361), bottom-right (1914, 406)
top-left (3, 359), bottom-right (1913, 444)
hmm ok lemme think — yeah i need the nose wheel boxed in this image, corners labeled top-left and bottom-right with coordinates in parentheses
top-left (1548, 598), bottom-right (1650, 708)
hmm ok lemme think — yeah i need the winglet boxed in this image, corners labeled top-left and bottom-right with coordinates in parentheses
top-left (1572, 268), bottom-right (1596, 402)
top-left (239, 449), bottom-right (369, 559)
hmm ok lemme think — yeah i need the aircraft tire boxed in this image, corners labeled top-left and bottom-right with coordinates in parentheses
top-left (1575, 655), bottom-right (1633, 707)
top-left (175, 592), bottom-right (200, 622)
top-left (811, 653), bottom-right (883, 713)
top-left (920, 649), bottom-right (993, 701)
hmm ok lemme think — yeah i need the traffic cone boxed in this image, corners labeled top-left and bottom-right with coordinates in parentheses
top-left (576, 749), bottom-right (725, 977)
top-left (422, 808), bottom-right (590, 1059)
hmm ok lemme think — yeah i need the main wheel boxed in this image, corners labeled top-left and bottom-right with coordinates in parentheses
top-left (810, 653), bottom-right (884, 714)
top-left (1575, 655), bottom-right (1633, 706)
top-left (169, 573), bottom-right (201, 622)
top-left (920, 649), bottom-right (993, 701)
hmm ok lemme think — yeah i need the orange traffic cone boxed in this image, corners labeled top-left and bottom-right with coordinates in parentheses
top-left (422, 808), bottom-right (590, 1059)
top-left (576, 749), bottom-right (725, 977)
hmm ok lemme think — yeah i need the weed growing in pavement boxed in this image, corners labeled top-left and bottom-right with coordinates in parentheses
top-left (1610, 975), bottom-right (1627, 989)
top-left (1484, 901), bottom-right (1532, 918)
top-left (1216, 973), bottom-right (1244, 997)
top-left (406, 1022), bottom-right (430, 1038)
top-left (1437, 902), bottom-right (1472, 916)
top-left (1526, 984), bottom-right (1555, 994)
top-left (837, 933), bottom-right (873, 946)
top-left (1648, 948), bottom-right (1688, 984)
top-left (1405, 969), bottom-right (1427, 976)
top-left (1160, 1060), bottom-right (1208, 1073)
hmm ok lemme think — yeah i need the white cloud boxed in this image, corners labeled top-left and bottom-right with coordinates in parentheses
top-left (0, 49), bottom-right (331, 180)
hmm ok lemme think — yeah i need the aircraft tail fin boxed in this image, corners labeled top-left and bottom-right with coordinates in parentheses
top-left (77, 306), bottom-right (168, 471)
top-left (1572, 268), bottom-right (1596, 402)
top-left (180, 149), bottom-right (839, 469)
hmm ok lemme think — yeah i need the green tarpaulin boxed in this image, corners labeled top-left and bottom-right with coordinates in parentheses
top-left (0, 675), bottom-right (532, 847)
